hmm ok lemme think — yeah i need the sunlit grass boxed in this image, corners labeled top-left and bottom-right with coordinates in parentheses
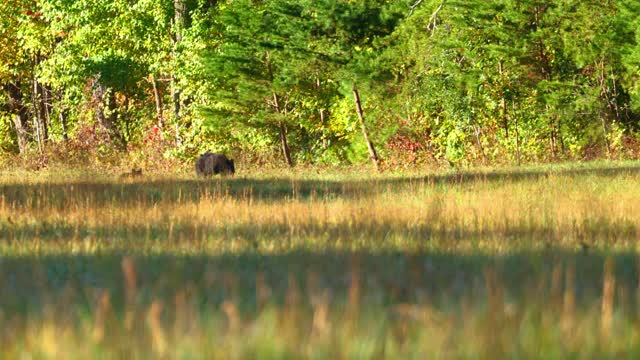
top-left (2, 161), bottom-right (640, 358)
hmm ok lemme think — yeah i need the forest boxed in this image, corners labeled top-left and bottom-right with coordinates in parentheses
top-left (2, 0), bottom-right (640, 169)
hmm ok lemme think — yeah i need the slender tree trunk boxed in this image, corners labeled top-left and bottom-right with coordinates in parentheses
top-left (57, 90), bottom-right (68, 141)
top-left (32, 76), bottom-right (44, 153)
top-left (352, 85), bottom-right (380, 171)
top-left (473, 125), bottom-right (487, 165)
top-left (107, 91), bottom-right (118, 130)
top-left (558, 119), bottom-right (565, 155)
top-left (278, 121), bottom-right (293, 167)
top-left (601, 116), bottom-right (611, 156)
top-left (60, 110), bottom-right (68, 141)
top-left (171, 77), bottom-right (181, 146)
top-left (31, 54), bottom-right (49, 151)
top-left (513, 102), bottom-right (521, 166)
top-left (609, 68), bottom-right (622, 122)
top-left (498, 60), bottom-right (509, 139)
top-left (151, 74), bottom-right (164, 129)
top-left (94, 86), bottom-right (108, 132)
top-left (92, 76), bottom-right (108, 133)
top-left (501, 98), bottom-right (509, 138)
top-left (172, 0), bottom-right (186, 147)
top-left (546, 105), bottom-right (557, 159)
top-left (319, 108), bottom-right (328, 149)
top-left (316, 77), bottom-right (328, 149)
top-left (273, 92), bottom-right (293, 167)
top-left (106, 90), bottom-right (126, 148)
top-left (174, 0), bottom-right (185, 44)
top-left (42, 84), bottom-right (50, 141)
top-left (551, 127), bottom-right (556, 159)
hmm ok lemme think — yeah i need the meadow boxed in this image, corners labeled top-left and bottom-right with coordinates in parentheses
top-left (2, 162), bottom-right (640, 358)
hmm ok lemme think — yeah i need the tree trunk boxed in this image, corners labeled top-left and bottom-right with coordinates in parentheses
top-left (57, 90), bottom-right (68, 141)
top-left (498, 60), bottom-right (509, 139)
top-left (42, 84), bottom-right (51, 141)
top-left (174, 0), bottom-right (185, 44)
top-left (550, 121), bottom-right (557, 159)
top-left (172, 0), bottom-right (186, 147)
top-left (32, 77), bottom-right (44, 153)
top-left (601, 116), bottom-right (611, 157)
top-left (316, 76), bottom-right (329, 150)
top-left (473, 125), bottom-right (487, 165)
top-left (93, 79), bottom-right (107, 130)
top-left (513, 102), bottom-right (521, 166)
top-left (107, 90), bottom-right (118, 130)
top-left (546, 105), bottom-right (557, 159)
top-left (13, 114), bottom-right (30, 153)
top-left (320, 108), bottom-right (328, 149)
top-left (151, 74), bottom-right (164, 129)
top-left (273, 92), bottom-right (293, 167)
top-left (30, 54), bottom-right (49, 152)
top-left (352, 85), bottom-right (380, 171)
top-left (316, 77), bottom-right (328, 149)
top-left (172, 77), bottom-right (181, 146)
top-left (60, 110), bottom-right (68, 141)
top-left (106, 90), bottom-right (126, 148)
top-left (5, 82), bottom-right (30, 153)
top-left (278, 121), bottom-right (293, 167)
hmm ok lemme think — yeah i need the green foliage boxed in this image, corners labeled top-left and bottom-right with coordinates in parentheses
top-left (374, 0), bottom-right (640, 164)
top-left (0, 0), bottom-right (639, 166)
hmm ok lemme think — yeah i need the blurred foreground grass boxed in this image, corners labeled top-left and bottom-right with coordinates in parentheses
top-left (2, 162), bottom-right (640, 358)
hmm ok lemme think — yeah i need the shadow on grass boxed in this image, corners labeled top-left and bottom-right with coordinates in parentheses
top-left (1, 217), bottom-right (636, 247)
top-left (2, 163), bottom-right (640, 207)
top-left (1, 250), bottom-right (638, 315)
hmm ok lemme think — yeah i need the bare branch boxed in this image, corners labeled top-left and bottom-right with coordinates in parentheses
top-left (409, 0), bottom-right (424, 16)
top-left (427, 0), bottom-right (447, 35)
top-left (409, 0), bottom-right (447, 36)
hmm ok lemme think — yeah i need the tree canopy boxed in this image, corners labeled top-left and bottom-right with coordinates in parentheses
top-left (1, 0), bottom-right (639, 168)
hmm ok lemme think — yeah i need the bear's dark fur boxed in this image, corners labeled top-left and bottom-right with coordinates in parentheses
top-left (120, 168), bottom-right (143, 179)
top-left (195, 152), bottom-right (235, 177)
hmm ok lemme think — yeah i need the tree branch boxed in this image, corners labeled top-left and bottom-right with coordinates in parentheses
top-left (427, 0), bottom-right (447, 35)
top-left (409, 0), bottom-right (424, 16)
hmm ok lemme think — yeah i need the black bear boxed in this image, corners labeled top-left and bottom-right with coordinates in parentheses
top-left (120, 168), bottom-right (143, 179)
top-left (195, 152), bottom-right (235, 177)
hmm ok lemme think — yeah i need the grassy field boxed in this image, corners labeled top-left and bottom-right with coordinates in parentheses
top-left (2, 161), bottom-right (640, 358)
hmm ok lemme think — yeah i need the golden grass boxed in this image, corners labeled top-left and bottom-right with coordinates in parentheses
top-left (1, 169), bottom-right (639, 255)
top-left (1, 162), bottom-right (640, 358)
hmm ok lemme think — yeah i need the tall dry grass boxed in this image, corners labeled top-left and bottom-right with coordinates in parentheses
top-left (1, 163), bottom-right (640, 357)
